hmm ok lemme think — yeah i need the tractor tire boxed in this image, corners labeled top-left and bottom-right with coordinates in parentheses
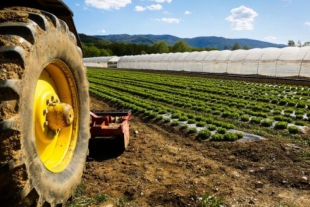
top-left (0, 8), bottom-right (90, 207)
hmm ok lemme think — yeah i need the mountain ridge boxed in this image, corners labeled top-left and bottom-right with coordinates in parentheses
top-left (92, 34), bottom-right (287, 50)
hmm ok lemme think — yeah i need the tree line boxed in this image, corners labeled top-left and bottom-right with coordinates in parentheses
top-left (288, 40), bottom-right (310, 47)
top-left (82, 36), bottom-right (310, 58)
top-left (82, 40), bottom-right (222, 57)
top-left (80, 33), bottom-right (251, 57)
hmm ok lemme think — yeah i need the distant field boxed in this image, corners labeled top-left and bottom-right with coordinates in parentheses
top-left (87, 68), bottom-right (310, 143)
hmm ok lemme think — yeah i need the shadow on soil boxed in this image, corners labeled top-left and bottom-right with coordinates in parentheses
top-left (87, 137), bottom-right (126, 161)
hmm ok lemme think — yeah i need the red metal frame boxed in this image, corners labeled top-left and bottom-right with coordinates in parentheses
top-left (89, 110), bottom-right (131, 149)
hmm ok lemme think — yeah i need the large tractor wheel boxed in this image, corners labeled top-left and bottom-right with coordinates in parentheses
top-left (0, 8), bottom-right (90, 206)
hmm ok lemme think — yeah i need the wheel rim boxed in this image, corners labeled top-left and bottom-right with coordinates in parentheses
top-left (33, 60), bottom-right (78, 173)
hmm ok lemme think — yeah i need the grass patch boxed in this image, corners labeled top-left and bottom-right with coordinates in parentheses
top-left (199, 192), bottom-right (224, 207)
top-left (67, 182), bottom-right (109, 207)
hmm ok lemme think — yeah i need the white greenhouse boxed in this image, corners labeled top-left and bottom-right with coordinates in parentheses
top-left (117, 47), bottom-right (310, 78)
top-left (83, 56), bottom-right (120, 68)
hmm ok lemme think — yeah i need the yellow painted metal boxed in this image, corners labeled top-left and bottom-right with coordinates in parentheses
top-left (33, 60), bottom-right (78, 173)
top-left (46, 103), bottom-right (74, 131)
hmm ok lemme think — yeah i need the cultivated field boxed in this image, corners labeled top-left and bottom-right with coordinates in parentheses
top-left (88, 68), bottom-right (310, 143)
top-left (72, 68), bottom-right (310, 206)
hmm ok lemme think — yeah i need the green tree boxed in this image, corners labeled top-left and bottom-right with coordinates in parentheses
top-left (288, 40), bottom-right (295, 47)
top-left (243, 45), bottom-right (250, 50)
top-left (152, 41), bottom-right (169, 53)
top-left (100, 48), bottom-right (112, 56)
top-left (205, 47), bottom-right (219, 51)
top-left (82, 43), bottom-right (101, 57)
top-left (232, 42), bottom-right (240, 50)
top-left (172, 40), bottom-right (191, 52)
top-left (303, 42), bottom-right (310, 47)
top-left (297, 40), bottom-right (302, 47)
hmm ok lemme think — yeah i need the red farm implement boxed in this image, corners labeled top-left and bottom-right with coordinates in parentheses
top-left (89, 110), bottom-right (131, 158)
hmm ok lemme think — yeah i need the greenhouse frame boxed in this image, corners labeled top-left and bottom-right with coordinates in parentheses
top-left (117, 47), bottom-right (310, 78)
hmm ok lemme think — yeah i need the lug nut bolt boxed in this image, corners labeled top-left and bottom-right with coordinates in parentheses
top-left (43, 109), bottom-right (48, 115)
top-left (46, 99), bottom-right (51, 105)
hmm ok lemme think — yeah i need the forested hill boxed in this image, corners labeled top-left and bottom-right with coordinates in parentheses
top-left (78, 33), bottom-right (287, 57)
top-left (90, 34), bottom-right (286, 50)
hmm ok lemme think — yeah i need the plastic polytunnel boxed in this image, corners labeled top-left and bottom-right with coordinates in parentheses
top-left (172, 52), bottom-right (190, 71)
top-left (117, 47), bottom-right (310, 78)
top-left (160, 53), bottom-right (175, 70)
top-left (83, 56), bottom-right (120, 68)
top-left (183, 51), bottom-right (204, 72)
top-left (117, 56), bottom-right (133, 69)
top-left (241, 48), bottom-right (265, 75)
top-left (210, 50), bottom-right (233, 74)
top-left (83, 56), bottom-right (111, 63)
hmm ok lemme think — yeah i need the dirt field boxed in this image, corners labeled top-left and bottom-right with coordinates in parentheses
top-left (82, 96), bottom-right (310, 206)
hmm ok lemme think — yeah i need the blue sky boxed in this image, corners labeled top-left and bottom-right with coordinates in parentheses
top-left (63, 0), bottom-right (310, 45)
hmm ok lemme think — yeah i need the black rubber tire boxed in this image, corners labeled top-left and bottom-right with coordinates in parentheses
top-left (0, 8), bottom-right (89, 206)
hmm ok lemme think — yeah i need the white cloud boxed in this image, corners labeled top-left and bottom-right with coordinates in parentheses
top-left (305, 22), bottom-right (310, 26)
top-left (150, 0), bottom-right (172, 3)
top-left (163, 11), bottom-right (171, 14)
top-left (184, 11), bottom-right (191, 15)
top-left (85, 0), bottom-right (131, 10)
top-left (99, 29), bottom-right (106, 33)
top-left (75, 3), bottom-right (80, 6)
top-left (135, 4), bottom-right (162, 11)
top-left (147, 4), bottom-right (162, 10)
top-left (135, 6), bottom-right (146, 11)
top-left (264, 36), bottom-right (277, 42)
top-left (226, 5), bottom-right (258, 30)
top-left (156, 18), bottom-right (180, 23)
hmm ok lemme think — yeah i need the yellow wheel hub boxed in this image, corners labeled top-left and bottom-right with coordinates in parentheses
top-left (33, 61), bottom-right (78, 173)
top-left (46, 102), bottom-right (74, 131)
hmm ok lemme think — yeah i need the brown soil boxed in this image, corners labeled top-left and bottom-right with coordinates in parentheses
top-left (84, 96), bottom-right (310, 206)
top-left (0, 11), bottom-right (29, 23)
